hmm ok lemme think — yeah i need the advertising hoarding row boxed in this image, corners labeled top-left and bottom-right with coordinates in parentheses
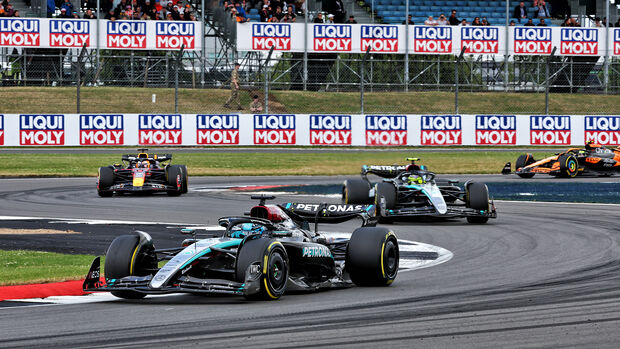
top-left (1, 114), bottom-right (618, 146)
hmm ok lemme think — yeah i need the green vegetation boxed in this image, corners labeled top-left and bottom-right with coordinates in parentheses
top-left (0, 250), bottom-right (95, 286)
top-left (0, 151), bottom-right (551, 177)
top-left (0, 87), bottom-right (617, 115)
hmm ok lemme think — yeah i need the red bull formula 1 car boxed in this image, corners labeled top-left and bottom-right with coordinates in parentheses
top-left (502, 142), bottom-right (620, 178)
top-left (83, 196), bottom-right (398, 300)
top-left (97, 149), bottom-right (188, 197)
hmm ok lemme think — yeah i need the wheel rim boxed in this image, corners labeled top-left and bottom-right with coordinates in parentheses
top-left (567, 159), bottom-right (577, 176)
top-left (267, 251), bottom-right (287, 292)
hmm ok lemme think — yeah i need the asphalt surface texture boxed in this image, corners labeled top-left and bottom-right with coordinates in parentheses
top-left (1, 175), bottom-right (620, 348)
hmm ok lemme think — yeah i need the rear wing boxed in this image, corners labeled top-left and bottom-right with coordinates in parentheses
top-left (279, 203), bottom-right (377, 227)
top-left (361, 165), bottom-right (408, 179)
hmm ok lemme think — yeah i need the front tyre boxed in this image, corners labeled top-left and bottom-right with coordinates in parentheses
top-left (515, 154), bottom-right (536, 178)
top-left (166, 165), bottom-right (183, 196)
top-left (343, 179), bottom-right (371, 204)
top-left (558, 154), bottom-right (579, 178)
top-left (179, 165), bottom-right (189, 193)
top-left (236, 238), bottom-right (289, 300)
top-left (374, 182), bottom-right (397, 209)
top-left (346, 227), bottom-right (399, 286)
top-left (465, 182), bottom-right (490, 224)
top-left (104, 234), bottom-right (156, 299)
top-left (97, 166), bottom-right (114, 197)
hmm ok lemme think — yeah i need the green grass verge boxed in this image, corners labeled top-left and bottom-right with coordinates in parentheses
top-left (0, 87), bottom-right (617, 114)
top-left (0, 151), bottom-right (552, 177)
top-left (0, 250), bottom-right (96, 286)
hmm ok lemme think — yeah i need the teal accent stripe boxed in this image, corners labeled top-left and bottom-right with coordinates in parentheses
top-left (180, 240), bottom-right (241, 269)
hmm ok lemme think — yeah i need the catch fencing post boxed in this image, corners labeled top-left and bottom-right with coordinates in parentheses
top-left (545, 47), bottom-right (557, 116)
top-left (76, 43), bottom-right (87, 114)
top-left (175, 44), bottom-right (185, 114)
top-left (360, 46), bottom-right (371, 114)
top-left (263, 46), bottom-right (275, 113)
top-left (454, 46), bottom-right (466, 114)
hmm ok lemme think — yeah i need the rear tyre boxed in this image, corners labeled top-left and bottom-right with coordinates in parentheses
top-left (97, 166), bottom-right (114, 197)
top-left (346, 227), bottom-right (398, 286)
top-left (179, 165), bottom-right (189, 193)
top-left (374, 182), bottom-right (397, 209)
top-left (465, 182), bottom-right (490, 224)
top-left (166, 165), bottom-right (183, 196)
top-left (104, 234), bottom-right (156, 299)
top-left (558, 154), bottom-right (579, 178)
top-left (236, 238), bottom-right (289, 300)
top-left (342, 179), bottom-right (371, 204)
top-left (515, 154), bottom-right (536, 178)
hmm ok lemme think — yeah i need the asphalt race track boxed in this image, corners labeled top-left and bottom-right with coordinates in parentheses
top-left (1, 176), bottom-right (620, 348)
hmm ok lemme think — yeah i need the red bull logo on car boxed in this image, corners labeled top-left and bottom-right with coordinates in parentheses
top-left (413, 26), bottom-right (451, 53)
top-left (560, 28), bottom-right (598, 55)
top-left (156, 22), bottom-right (195, 49)
top-left (461, 27), bottom-right (498, 54)
top-left (361, 25), bottom-right (398, 52)
top-left (50, 20), bottom-right (89, 47)
top-left (196, 115), bottom-right (239, 145)
top-left (79, 115), bottom-right (123, 145)
top-left (20, 114), bottom-right (64, 145)
top-left (139, 114), bottom-right (182, 145)
top-left (254, 115), bottom-right (296, 144)
top-left (310, 115), bottom-right (351, 145)
top-left (365, 115), bottom-right (407, 145)
top-left (313, 25), bottom-right (351, 51)
top-left (252, 24), bottom-right (290, 50)
top-left (0, 19), bottom-right (39, 47)
top-left (584, 116), bottom-right (620, 145)
top-left (514, 27), bottom-right (552, 54)
top-left (530, 115), bottom-right (571, 145)
top-left (421, 115), bottom-right (461, 145)
top-left (475, 115), bottom-right (516, 145)
top-left (107, 21), bottom-right (146, 49)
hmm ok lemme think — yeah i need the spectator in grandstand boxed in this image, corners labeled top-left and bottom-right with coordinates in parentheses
top-left (250, 95), bottom-right (263, 113)
top-left (448, 9), bottom-right (459, 25)
top-left (12, 9), bottom-right (19, 16)
top-left (60, 0), bottom-right (73, 14)
top-left (272, 6), bottom-right (284, 21)
top-left (283, 5), bottom-right (296, 21)
top-left (115, 0), bottom-right (128, 17)
top-left (509, 20), bottom-right (516, 26)
top-left (4, 3), bottom-right (14, 16)
top-left (259, 5), bottom-right (269, 21)
top-left (142, 0), bottom-right (153, 14)
top-left (59, 7), bottom-right (71, 17)
top-left (347, 15), bottom-right (357, 23)
top-left (481, 17), bottom-right (489, 25)
top-left (437, 14), bottom-right (447, 25)
top-left (104, 8), bottom-right (115, 19)
top-left (471, 17), bottom-right (482, 26)
top-left (224, 63), bottom-right (242, 110)
top-left (535, 0), bottom-right (550, 18)
top-left (459, 18), bottom-right (467, 26)
top-left (83, 8), bottom-right (96, 19)
top-left (594, 17), bottom-right (603, 27)
top-left (513, 1), bottom-right (528, 23)
top-left (602, 17), bottom-right (607, 27)
top-left (323, 0), bottom-right (346, 23)
top-left (235, 2), bottom-right (247, 18)
top-left (313, 11), bottom-right (323, 23)
top-left (537, 18), bottom-right (547, 26)
top-left (402, 14), bottom-right (414, 25)
top-left (424, 15), bottom-right (438, 26)
top-left (47, 0), bottom-right (55, 17)
top-left (524, 18), bottom-right (535, 26)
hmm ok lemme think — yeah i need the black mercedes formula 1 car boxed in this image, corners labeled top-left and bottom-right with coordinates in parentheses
top-left (97, 149), bottom-right (188, 197)
top-left (83, 196), bottom-right (399, 300)
top-left (502, 142), bottom-right (620, 178)
top-left (343, 158), bottom-right (496, 223)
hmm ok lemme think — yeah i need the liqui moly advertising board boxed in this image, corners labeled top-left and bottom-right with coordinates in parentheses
top-left (107, 21), bottom-right (146, 49)
top-left (196, 115), bottom-right (239, 145)
top-left (20, 115), bottom-right (64, 145)
top-left (252, 23), bottom-right (290, 50)
top-left (475, 115), bottom-right (516, 145)
top-left (365, 115), bottom-right (407, 145)
top-left (421, 115), bottom-right (462, 145)
top-left (314, 25), bottom-right (351, 51)
top-left (513, 27), bottom-right (552, 55)
top-left (461, 27), bottom-right (499, 54)
top-left (413, 26), bottom-right (452, 54)
top-left (80, 115), bottom-right (124, 145)
top-left (530, 115), bottom-right (571, 145)
top-left (560, 28), bottom-right (598, 55)
top-left (584, 116), bottom-right (620, 145)
top-left (138, 114), bottom-right (182, 145)
top-left (309, 115), bottom-right (352, 145)
top-left (0, 18), bottom-right (40, 47)
top-left (360, 25), bottom-right (398, 52)
top-left (254, 115), bottom-right (296, 144)
top-left (49, 19), bottom-right (89, 47)
top-left (156, 22), bottom-right (195, 49)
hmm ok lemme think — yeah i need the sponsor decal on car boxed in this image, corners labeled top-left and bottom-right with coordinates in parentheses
top-left (461, 27), bottom-right (498, 54)
top-left (196, 115), bottom-right (239, 144)
top-left (0, 18), bottom-right (39, 47)
top-left (19, 114), bottom-right (64, 145)
top-left (49, 19), bottom-right (89, 47)
top-left (530, 115), bottom-right (571, 145)
top-left (361, 25), bottom-right (398, 52)
top-left (254, 115), bottom-right (295, 144)
top-left (421, 115), bottom-right (461, 145)
top-left (309, 115), bottom-right (351, 145)
top-left (413, 26), bottom-right (451, 53)
top-left (80, 115), bottom-right (123, 145)
top-left (293, 203), bottom-right (366, 213)
top-left (302, 245), bottom-right (333, 258)
top-left (138, 114), bottom-right (182, 145)
top-left (584, 116), bottom-right (620, 145)
top-left (560, 28), bottom-right (598, 55)
top-left (514, 27), bottom-right (552, 54)
top-left (156, 22), bottom-right (195, 49)
top-left (313, 25), bottom-right (351, 51)
top-left (365, 115), bottom-right (407, 145)
top-left (475, 115), bottom-right (516, 145)
top-left (252, 23), bottom-right (290, 50)
top-left (107, 21), bottom-right (146, 49)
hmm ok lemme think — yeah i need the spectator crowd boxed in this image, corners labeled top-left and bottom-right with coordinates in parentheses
top-left (46, 0), bottom-right (198, 20)
top-left (0, 0), bottom-right (21, 17)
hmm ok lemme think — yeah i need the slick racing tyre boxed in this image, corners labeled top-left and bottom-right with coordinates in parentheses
top-left (104, 234), bottom-right (156, 299)
top-left (465, 182), bottom-right (490, 224)
top-left (97, 166), bottom-right (114, 197)
top-left (166, 165), bottom-right (184, 196)
top-left (374, 182), bottom-right (397, 210)
top-left (346, 227), bottom-right (399, 286)
top-left (236, 238), bottom-right (289, 300)
top-left (342, 179), bottom-right (371, 204)
top-left (559, 154), bottom-right (579, 178)
top-left (179, 165), bottom-right (189, 194)
top-left (515, 154), bottom-right (536, 178)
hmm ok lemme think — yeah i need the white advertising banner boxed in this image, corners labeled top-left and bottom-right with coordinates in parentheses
top-left (1, 114), bottom-right (619, 146)
top-left (0, 18), bottom-right (202, 50)
top-left (237, 23), bottom-right (616, 57)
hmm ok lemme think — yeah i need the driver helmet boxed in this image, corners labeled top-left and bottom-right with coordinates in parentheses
top-left (408, 174), bottom-right (425, 185)
top-left (141, 160), bottom-right (149, 168)
top-left (231, 223), bottom-right (265, 238)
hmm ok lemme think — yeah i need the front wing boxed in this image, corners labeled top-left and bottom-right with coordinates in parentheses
top-left (382, 203), bottom-right (497, 219)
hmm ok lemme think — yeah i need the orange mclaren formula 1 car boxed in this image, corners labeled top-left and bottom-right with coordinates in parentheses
top-left (502, 142), bottom-right (620, 178)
